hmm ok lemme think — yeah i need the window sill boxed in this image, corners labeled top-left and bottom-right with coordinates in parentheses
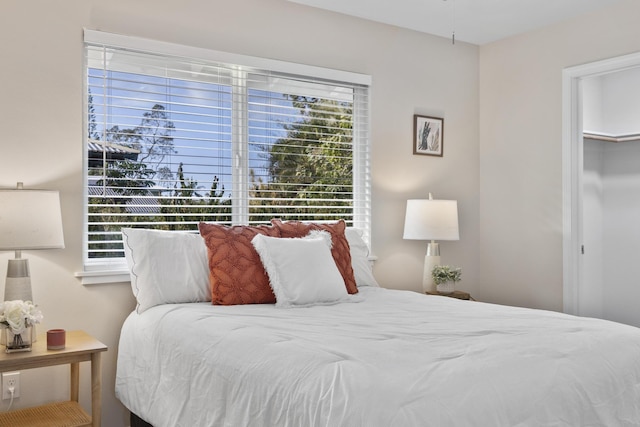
top-left (74, 269), bottom-right (130, 285)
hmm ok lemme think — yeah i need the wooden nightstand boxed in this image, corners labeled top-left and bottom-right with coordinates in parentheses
top-left (426, 290), bottom-right (474, 300)
top-left (0, 330), bottom-right (107, 426)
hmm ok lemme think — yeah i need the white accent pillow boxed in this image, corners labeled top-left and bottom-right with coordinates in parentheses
top-left (345, 228), bottom-right (380, 287)
top-left (251, 231), bottom-right (351, 308)
top-left (122, 228), bottom-right (211, 313)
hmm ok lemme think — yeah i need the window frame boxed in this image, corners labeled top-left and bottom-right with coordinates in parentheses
top-left (78, 30), bottom-right (372, 284)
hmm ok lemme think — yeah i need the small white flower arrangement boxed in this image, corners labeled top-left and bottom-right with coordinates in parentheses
top-left (432, 265), bottom-right (462, 285)
top-left (0, 300), bottom-right (43, 335)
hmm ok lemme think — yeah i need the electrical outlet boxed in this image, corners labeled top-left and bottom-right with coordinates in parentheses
top-left (2, 372), bottom-right (20, 399)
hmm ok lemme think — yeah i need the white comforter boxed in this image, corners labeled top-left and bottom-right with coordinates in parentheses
top-left (116, 287), bottom-right (640, 427)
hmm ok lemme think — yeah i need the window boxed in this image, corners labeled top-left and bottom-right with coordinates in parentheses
top-left (83, 31), bottom-right (371, 272)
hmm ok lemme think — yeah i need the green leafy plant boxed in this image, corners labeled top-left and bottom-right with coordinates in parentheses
top-left (432, 265), bottom-right (462, 285)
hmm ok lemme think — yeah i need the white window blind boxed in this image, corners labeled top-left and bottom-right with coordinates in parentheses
top-left (83, 31), bottom-right (371, 267)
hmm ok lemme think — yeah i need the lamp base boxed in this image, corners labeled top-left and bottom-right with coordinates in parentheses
top-left (422, 254), bottom-right (440, 294)
top-left (4, 276), bottom-right (33, 302)
top-left (5, 258), bottom-right (33, 302)
top-left (3, 259), bottom-right (37, 343)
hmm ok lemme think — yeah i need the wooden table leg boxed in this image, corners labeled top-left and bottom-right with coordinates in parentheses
top-left (70, 362), bottom-right (79, 402)
top-left (91, 352), bottom-right (102, 427)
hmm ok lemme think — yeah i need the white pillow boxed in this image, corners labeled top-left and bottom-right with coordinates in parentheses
top-left (345, 228), bottom-right (380, 287)
top-left (122, 228), bottom-right (211, 313)
top-left (251, 231), bottom-right (351, 308)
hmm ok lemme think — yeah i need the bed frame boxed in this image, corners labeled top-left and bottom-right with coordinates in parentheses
top-left (131, 413), bottom-right (153, 427)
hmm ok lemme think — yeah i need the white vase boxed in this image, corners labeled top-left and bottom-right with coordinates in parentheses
top-left (437, 281), bottom-right (455, 295)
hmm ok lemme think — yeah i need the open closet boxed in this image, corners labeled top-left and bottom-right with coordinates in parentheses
top-left (581, 66), bottom-right (640, 328)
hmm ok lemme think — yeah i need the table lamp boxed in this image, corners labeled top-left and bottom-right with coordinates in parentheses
top-left (403, 194), bottom-right (459, 293)
top-left (0, 182), bottom-right (65, 302)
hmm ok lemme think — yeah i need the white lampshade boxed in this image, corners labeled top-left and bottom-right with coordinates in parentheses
top-left (0, 184), bottom-right (65, 303)
top-left (0, 189), bottom-right (65, 251)
top-left (403, 199), bottom-right (459, 241)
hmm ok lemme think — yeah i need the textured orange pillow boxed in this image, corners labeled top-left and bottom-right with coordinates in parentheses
top-left (271, 219), bottom-right (358, 294)
top-left (198, 222), bottom-right (280, 305)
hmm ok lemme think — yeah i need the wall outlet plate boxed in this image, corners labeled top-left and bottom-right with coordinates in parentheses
top-left (2, 372), bottom-right (20, 399)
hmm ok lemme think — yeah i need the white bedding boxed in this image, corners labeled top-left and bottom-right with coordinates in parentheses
top-left (116, 287), bottom-right (640, 426)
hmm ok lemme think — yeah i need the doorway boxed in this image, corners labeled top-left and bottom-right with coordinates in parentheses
top-left (563, 51), bottom-right (640, 327)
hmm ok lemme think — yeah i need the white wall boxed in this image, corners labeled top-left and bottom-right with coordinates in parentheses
top-left (0, 0), bottom-right (479, 424)
top-left (602, 67), bottom-right (640, 135)
top-left (585, 67), bottom-right (640, 135)
top-left (583, 76), bottom-right (605, 134)
top-left (478, 0), bottom-right (640, 310)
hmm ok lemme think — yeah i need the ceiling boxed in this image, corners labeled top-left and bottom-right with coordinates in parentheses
top-left (287, 0), bottom-right (624, 45)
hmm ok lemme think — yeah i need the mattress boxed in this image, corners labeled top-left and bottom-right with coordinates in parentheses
top-left (116, 287), bottom-right (640, 426)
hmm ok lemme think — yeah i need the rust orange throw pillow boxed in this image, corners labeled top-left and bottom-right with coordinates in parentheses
top-left (271, 219), bottom-right (358, 294)
top-left (198, 222), bottom-right (280, 305)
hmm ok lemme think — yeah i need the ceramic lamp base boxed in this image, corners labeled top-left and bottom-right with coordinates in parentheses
top-left (4, 271), bottom-right (33, 303)
top-left (422, 254), bottom-right (440, 293)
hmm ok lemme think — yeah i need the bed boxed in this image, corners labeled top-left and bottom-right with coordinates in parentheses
top-left (115, 222), bottom-right (640, 426)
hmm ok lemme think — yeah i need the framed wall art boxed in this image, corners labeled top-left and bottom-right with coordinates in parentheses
top-left (413, 115), bottom-right (444, 156)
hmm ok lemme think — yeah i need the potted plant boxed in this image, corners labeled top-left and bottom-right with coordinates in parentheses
top-left (0, 300), bottom-right (43, 353)
top-left (432, 265), bottom-right (462, 294)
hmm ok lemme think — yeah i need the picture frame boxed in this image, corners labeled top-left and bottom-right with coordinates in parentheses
top-left (413, 115), bottom-right (444, 156)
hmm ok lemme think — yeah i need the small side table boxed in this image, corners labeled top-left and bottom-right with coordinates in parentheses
top-left (0, 330), bottom-right (107, 427)
top-left (426, 290), bottom-right (475, 300)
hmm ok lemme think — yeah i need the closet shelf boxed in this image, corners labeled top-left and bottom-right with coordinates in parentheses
top-left (584, 132), bottom-right (640, 143)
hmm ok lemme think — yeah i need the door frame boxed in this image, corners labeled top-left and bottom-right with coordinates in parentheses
top-left (562, 51), bottom-right (640, 315)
